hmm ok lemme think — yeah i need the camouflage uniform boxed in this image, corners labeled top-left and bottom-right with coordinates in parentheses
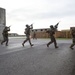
top-left (47, 25), bottom-right (58, 48)
top-left (22, 24), bottom-right (34, 47)
top-left (1, 26), bottom-right (10, 46)
top-left (33, 31), bottom-right (37, 39)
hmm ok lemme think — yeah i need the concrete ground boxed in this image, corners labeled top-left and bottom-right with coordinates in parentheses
top-left (0, 37), bottom-right (75, 75)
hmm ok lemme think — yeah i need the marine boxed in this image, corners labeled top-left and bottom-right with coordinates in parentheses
top-left (1, 26), bottom-right (10, 46)
top-left (22, 24), bottom-right (34, 47)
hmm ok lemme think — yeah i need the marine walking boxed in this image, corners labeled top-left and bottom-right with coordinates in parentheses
top-left (22, 24), bottom-right (34, 47)
top-left (46, 22), bottom-right (60, 48)
top-left (1, 26), bottom-right (10, 46)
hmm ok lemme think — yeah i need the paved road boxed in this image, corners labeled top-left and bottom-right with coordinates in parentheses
top-left (0, 38), bottom-right (75, 75)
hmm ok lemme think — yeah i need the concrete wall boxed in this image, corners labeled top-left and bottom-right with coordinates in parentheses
top-left (0, 25), bottom-right (5, 41)
top-left (0, 8), bottom-right (6, 41)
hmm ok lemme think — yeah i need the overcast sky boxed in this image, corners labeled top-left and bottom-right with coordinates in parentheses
top-left (0, 0), bottom-right (75, 35)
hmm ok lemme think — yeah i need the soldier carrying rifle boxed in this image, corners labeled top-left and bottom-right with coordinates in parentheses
top-left (1, 26), bottom-right (10, 46)
top-left (46, 22), bottom-right (60, 48)
top-left (22, 24), bottom-right (34, 47)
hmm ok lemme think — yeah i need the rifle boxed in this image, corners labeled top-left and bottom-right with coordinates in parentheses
top-left (54, 21), bottom-right (60, 29)
top-left (9, 25), bottom-right (11, 28)
top-left (6, 25), bottom-right (11, 31)
top-left (47, 21), bottom-right (60, 33)
top-left (30, 23), bottom-right (34, 29)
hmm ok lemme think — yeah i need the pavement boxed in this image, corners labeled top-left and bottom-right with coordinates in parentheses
top-left (0, 37), bottom-right (75, 75)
